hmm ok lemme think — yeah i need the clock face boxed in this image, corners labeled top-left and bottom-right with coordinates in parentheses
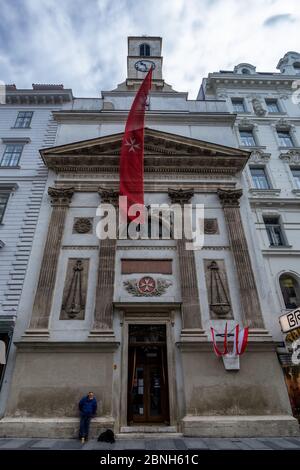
top-left (134, 60), bottom-right (156, 72)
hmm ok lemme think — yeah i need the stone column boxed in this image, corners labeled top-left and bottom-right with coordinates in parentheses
top-left (90, 188), bottom-right (118, 337)
top-left (28, 187), bottom-right (74, 333)
top-left (217, 188), bottom-right (265, 329)
top-left (168, 189), bottom-right (204, 337)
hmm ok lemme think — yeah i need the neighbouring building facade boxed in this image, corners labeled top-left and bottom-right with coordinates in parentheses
top-left (200, 52), bottom-right (300, 422)
top-left (0, 37), bottom-right (299, 438)
top-left (0, 85), bottom-right (73, 417)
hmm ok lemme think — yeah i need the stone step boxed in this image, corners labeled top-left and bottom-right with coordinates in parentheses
top-left (116, 432), bottom-right (183, 440)
top-left (120, 425), bottom-right (178, 434)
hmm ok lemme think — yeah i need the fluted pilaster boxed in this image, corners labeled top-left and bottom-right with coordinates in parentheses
top-left (91, 188), bottom-right (118, 334)
top-left (218, 188), bottom-right (264, 328)
top-left (168, 188), bottom-right (203, 333)
top-left (29, 187), bottom-right (74, 331)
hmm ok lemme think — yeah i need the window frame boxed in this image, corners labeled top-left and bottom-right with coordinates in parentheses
top-left (249, 166), bottom-right (271, 189)
top-left (13, 111), bottom-right (33, 129)
top-left (279, 273), bottom-right (300, 310)
top-left (277, 130), bottom-right (294, 148)
top-left (0, 331), bottom-right (13, 392)
top-left (265, 99), bottom-right (280, 114)
top-left (290, 167), bottom-right (300, 189)
top-left (293, 62), bottom-right (300, 74)
top-left (0, 192), bottom-right (10, 223)
top-left (263, 215), bottom-right (287, 247)
top-left (239, 129), bottom-right (256, 147)
top-left (139, 43), bottom-right (150, 57)
top-left (0, 143), bottom-right (24, 167)
top-left (231, 98), bottom-right (246, 113)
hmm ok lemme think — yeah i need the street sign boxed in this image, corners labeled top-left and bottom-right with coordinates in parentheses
top-left (279, 307), bottom-right (300, 334)
top-left (285, 327), bottom-right (300, 343)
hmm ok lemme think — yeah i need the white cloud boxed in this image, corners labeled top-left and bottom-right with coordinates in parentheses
top-left (0, 0), bottom-right (299, 98)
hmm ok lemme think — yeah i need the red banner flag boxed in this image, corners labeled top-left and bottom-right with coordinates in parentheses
top-left (119, 68), bottom-right (152, 221)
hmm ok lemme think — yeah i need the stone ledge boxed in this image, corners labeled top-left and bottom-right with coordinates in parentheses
top-left (0, 417), bottom-right (115, 439)
top-left (13, 340), bottom-right (120, 353)
top-left (181, 415), bottom-right (299, 437)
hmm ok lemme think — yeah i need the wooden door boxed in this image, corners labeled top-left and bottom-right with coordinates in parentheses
top-left (127, 343), bottom-right (169, 424)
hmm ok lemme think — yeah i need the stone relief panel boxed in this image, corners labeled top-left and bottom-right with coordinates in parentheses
top-left (204, 259), bottom-right (233, 319)
top-left (60, 258), bottom-right (89, 320)
top-left (72, 217), bottom-right (93, 234)
top-left (279, 150), bottom-right (300, 164)
top-left (123, 276), bottom-right (172, 297)
top-left (252, 97), bottom-right (266, 116)
top-left (249, 150), bottom-right (271, 164)
top-left (204, 218), bottom-right (219, 235)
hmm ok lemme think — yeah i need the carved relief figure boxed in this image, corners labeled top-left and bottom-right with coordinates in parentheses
top-left (60, 258), bottom-right (89, 320)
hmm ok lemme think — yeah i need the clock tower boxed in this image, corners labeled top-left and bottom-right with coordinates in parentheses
top-left (127, 36), bottom-right (164, 90)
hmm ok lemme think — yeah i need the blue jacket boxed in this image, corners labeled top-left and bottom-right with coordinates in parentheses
top-left (79, 396), bottom-right (97, 417)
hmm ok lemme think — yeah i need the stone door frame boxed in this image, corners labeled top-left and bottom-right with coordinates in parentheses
top-left (117, 305), bottom-right (179, 430)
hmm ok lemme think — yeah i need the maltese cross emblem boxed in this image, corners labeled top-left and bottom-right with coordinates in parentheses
top-left (125, 136), bottom-right (141, 153)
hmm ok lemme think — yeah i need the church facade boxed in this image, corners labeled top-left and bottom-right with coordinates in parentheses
top-left (0, 37), bottom-right (298, 437)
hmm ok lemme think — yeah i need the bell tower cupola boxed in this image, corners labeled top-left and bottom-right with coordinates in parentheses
top-left (127, 36), bottom-right (164, 89)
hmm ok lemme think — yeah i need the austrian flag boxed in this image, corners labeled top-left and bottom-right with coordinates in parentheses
top-left (119, 67), bottom-right (152, 221)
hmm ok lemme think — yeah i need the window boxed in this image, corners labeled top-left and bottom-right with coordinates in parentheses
top-left (291, 168), bottom-right (300, 189)
top-left (242, 68), bottom-right (250, 74)
top-left (0, 193), bottom-right (10, 223)
top-left (1, 144), bottom-right (23, 167)
top-left (263, 216), bottom-right (286, 247)
top-left (139, 43), bottom-right (150, 57)
top-left (250, 167), bottom-right (270, 189)
top-left (14, 111), bottom-right (33, 128)
top-left (0, 333), bottom-right (11, 390)
top-left (239, 129), bottom-right (256, 146)
top-left (266, 99), bottom-right (279, 113)
top-left (232, 98), bottom-right (245, 112)
top-left (279, 274), bottom-right (300, 309)
top-left (124, 210), bottom-right (173, 240)
top-left (293, 62), bottom-right (300, 74)
top-left (277, 130), bottom-right (294, 147)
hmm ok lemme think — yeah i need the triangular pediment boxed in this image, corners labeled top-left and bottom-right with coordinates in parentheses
top-left (40, 127), bottom-right (250, 175)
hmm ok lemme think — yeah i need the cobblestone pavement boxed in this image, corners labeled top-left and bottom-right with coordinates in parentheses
top-left (0, 437), bottom-right (300, 450)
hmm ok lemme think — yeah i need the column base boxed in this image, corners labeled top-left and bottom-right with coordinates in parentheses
top-left (181, 415), bottom-right (299, 437)
top-left (22, 329), bottom-right (49, 340)
top-left (88, 329), bottom-right (116, 341)
top-left (248, 329), bottom-right (273, 341)
top-left (180, 329), bottom-right (208, 342)
top-left (0, 417), bottom-right (115, 439)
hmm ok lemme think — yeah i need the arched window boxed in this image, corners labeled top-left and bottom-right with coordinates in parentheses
top-left (125, 209), bottom-right (173, 240)
top-left (279, 274), bottom-right (300, 309)
top-left (293, 62), bottom-right (300, 74)
top-left (139, 43), bottom-right (150, 57)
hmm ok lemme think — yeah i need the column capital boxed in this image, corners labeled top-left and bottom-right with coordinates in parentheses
top-left (217, 188), bottom-right (243, 208)
top-left (48, 186), bottom-right (74, 207)
top-left (98, 187), bottom-right (119, 206)
top-left (168, 188), bottom-right (194, 205)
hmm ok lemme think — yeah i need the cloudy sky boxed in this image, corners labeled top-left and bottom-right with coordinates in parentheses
top-left (0, 0), bottom-right (299, 98)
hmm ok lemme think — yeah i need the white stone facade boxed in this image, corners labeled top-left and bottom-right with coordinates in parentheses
top-left (200, 51), bottom-right (300, 342)
top-left (0, 39), bottom-right (299, 437)
top-left (0, 85), bottom-right (73, 415)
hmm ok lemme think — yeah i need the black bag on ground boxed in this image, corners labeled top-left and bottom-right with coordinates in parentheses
top-left (97, 429), bottom-right (115, 443)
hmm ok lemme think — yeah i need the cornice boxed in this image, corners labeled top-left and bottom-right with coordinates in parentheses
top-left (101, 90), bottom-right (188, 98)
top-left (41, 128), bottom-right (249, 176)
top-left (52, 110), bottom-right (236, 125)
top-left (249, 198), bottom-right (300, 207)
top-left (54, 181), bottom-right (237, 192)
top-left (14, 341), bottom-right (120, 352)
top-left (205, 73), bottom-right (298, 91)
top-left (5, 90), bottom-right (73, 105)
